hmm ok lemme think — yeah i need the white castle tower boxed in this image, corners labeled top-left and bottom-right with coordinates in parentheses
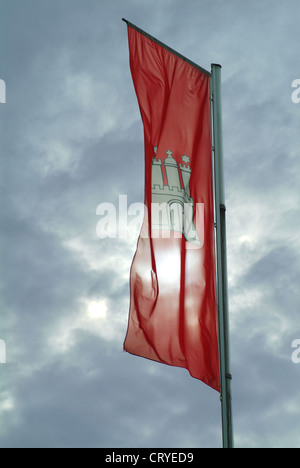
top-left (164, 150), bottom-right (181, 190)
top-left (151, 148), bottom-right (201, 246)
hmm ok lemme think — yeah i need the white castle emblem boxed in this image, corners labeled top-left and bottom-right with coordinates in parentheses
top-left (151, 147), bottom-right (201, 246)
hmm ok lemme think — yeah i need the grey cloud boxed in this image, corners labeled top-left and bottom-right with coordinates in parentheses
top-left (1, 0), bottom-right (300, 449)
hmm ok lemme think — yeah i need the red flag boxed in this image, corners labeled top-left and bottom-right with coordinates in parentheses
top-left (124, 24), bottom-right (220, 392)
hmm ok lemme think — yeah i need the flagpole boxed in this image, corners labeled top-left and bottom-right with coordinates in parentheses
top-left (211, 64), bottom-right (234, 449)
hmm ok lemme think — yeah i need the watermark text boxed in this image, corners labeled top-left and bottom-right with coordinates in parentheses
top-left (0, 79), bottom-right (6, 104)
top-left (291, 79), bottom-right (300, 104)
top-left (0, 339), bottom-right (6, 364)
top-left (96, 195), bottom-right (205, 249)
top-left (291, 339), bottom-right (300, 364)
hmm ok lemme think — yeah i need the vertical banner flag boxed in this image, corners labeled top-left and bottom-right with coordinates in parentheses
top-left (123, 22), bottom-right (220, 391)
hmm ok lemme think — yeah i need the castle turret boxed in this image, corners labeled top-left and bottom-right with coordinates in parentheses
top-left (164, 150), bottom-right (181, 189)
top-left (179, 161), bottom-right (192, 197)
top-left (152, 157), bottom-right (164, 188)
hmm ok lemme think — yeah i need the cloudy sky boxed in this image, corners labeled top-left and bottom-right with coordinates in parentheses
top-left (1, 0), bottom-right (300, 448)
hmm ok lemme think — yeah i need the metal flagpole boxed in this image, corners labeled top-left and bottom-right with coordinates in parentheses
top-left (211, 64), bottom-right (234, 449)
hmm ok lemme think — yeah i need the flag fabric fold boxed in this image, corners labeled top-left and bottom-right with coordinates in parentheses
top-left (124, 25), bottom-right (220, 392)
